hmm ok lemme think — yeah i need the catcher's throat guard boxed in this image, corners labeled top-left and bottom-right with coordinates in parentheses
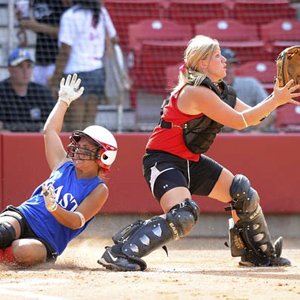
top-left (276, 45), bottom-right (300, 88)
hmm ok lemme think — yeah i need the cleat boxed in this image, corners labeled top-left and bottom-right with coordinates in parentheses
top-left (239, 236), bottom-right (291, 267)
top-left (97, 247), bottom-right (143, 271)
top-left (269, 256), bottom-right (291, 267)
top-left (239, 255), bottom-right (291, 267)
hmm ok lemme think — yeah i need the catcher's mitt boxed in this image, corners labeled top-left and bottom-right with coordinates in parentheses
top-left (276, 45), bottom-right (300, 87)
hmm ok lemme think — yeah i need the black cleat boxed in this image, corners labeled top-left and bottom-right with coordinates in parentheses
top-left (98, 247), bottom-right (145, 271)
top-left (239, 237), bottom-right (291, 267)
top-left (239, 255), bottom-right (291, 267)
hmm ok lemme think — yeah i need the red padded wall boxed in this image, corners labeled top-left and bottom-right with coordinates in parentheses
top-left (1, 133), bottom-right (51, 208)
top-left (1, 133), bottom-right (300, 214)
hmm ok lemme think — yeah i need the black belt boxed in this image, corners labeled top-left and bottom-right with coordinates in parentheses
top-left (158, 119), bottom-right (183, 129)
top-left (158, 119), bottom-right (172, 129)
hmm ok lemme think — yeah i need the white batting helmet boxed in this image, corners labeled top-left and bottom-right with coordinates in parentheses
top-left (68, 125), bottom-right (118, 171)
top-left (83, 125), bottom-right (118, 170)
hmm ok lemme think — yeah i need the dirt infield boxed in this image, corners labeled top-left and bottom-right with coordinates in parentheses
top-left (0, 237), bottom-right (300, 300)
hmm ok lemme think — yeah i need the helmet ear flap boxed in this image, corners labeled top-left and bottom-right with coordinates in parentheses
top-left (99, 150), bottom-right (117, 169)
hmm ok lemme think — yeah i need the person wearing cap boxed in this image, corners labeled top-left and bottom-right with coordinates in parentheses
top-left (0, 73), bottom-right (118, 267)
top-left (0, 48), bottom-right (55, 132)
top-left (16, 0), bottom-right (72, 86)
top-left (221, 48), bottom-right (274, 132)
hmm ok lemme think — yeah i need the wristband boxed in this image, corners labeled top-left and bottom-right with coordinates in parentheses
top-left (74, 211), bottom-right (85, 228)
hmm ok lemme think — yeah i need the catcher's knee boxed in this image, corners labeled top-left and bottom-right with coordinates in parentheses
top-left (0, 222), bottom-right (16, 249)
top-left (230, 174), bottom-right (260, 218)
top-left (166, 198), bottom-right (200, 239)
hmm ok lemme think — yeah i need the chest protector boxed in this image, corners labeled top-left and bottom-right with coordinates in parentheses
top-left (160, 78), bottom-right (237, 154)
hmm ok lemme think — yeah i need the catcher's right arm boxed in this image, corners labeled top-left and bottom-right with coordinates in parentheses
top-left (276, 45), bottom-right (300, 88)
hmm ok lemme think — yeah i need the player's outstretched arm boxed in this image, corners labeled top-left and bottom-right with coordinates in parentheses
top-left (43, 74), bottom-right (84, 171)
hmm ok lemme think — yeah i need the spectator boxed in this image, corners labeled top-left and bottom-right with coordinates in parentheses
top-left (0, 48), bottom-right (55, 132)
top-left (17, 0), bottom-right (72, 86)
top-left (221, 48), bottom-right (275, 131)
top-left (50, 0), bottom-right (119, 131)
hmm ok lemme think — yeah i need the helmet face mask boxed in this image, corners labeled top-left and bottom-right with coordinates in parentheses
top-left (67, 131), bottom-right (102, 161)
top-left (67, 127), bottom-right (117, 171)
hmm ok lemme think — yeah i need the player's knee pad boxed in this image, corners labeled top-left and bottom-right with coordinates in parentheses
top-left (119, 199), bottom-right (200, 259)
top-left (230, 174), bottom-right (260, 219)
top-left (0, 222), bottom-right (16, 249)
top-left (166, 198), bottom-right (200, 239)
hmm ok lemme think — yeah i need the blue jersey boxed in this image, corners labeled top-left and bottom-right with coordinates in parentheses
top-left (18, 161), bottom-right (103, 255)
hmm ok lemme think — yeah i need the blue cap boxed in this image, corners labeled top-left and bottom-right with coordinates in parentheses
top-left (8, 48), bottom-right (34, 66)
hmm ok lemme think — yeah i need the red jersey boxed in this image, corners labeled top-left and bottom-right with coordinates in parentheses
top-left (146, 88), bottom-right (203, 161)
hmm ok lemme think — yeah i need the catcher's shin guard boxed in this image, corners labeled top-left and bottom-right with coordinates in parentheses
top-left (112, 219), bottom-right (145, 244)
top-left (120, 199), bottom-right (199, 257)
top-left (99, 199), bottom-right (200, 271)
top-left (227, 174), bottom-right (290, 266)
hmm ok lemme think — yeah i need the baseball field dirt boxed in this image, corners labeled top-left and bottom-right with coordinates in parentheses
top-left (0, 236), bottom-right (300, 300)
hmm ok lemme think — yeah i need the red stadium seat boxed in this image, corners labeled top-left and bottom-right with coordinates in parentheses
top-left (232, 0), bottom-right (296, 25)
top-left (219, 40), bottom-right (269, 63)
top-left (103, 0), bottom-right (163, 52)
top-left (166, 0), bottom-right (229, 27)
top-left (165, 63), bottom-right (182, 91)
top-left (235, 61), bottom-right (276, 93)
top-left (260, 19), bottom-right (300, 56)
top-left (275, 105), bottom-right (300, 132)
top-left (137, 41), bottom-right (188, 93)
top-left (195, 18), bottom-right (259, 41)
top-left (127, 19), bottom-right (193, 106)
top-left (128, 18), bottom-right (192, 52)
top-left (195, 18), bottom-right (271, 62)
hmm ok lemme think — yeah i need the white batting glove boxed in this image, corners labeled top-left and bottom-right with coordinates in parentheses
top-left (58, 73), bottom-right (84, 107)
top-left (42, 184), bottom-right (58, 212)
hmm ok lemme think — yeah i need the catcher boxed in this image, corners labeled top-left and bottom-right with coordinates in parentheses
top-left (98, 37), bottom-right (300, 271)
top-left (0, 73), bottom-right (117, 266)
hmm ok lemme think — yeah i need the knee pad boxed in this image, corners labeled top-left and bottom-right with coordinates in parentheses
top-left (0, 222), bottom-right (16, 249)
top-left (230, 174), bottom-right (260, 218)
top-left (166, 199), bottom-right (200, 239)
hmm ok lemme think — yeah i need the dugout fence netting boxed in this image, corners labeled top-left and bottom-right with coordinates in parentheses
top-left (1, 0), bottom-right (300, 132)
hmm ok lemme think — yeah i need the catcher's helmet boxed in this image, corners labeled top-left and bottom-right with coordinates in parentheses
top-left (67, 125), bottom-right (117, 171)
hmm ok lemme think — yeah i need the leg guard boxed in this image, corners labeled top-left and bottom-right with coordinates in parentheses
top-left (121, 199), bottom-right (199, 258)
top-left (99, 199), bottom-right (200, 271)
top-left (0, 222), bottom-right (16, 249)
top-left (228, 174), bottom-right (290, 266)
top-left (112, 220), bottom-right (145, 244)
